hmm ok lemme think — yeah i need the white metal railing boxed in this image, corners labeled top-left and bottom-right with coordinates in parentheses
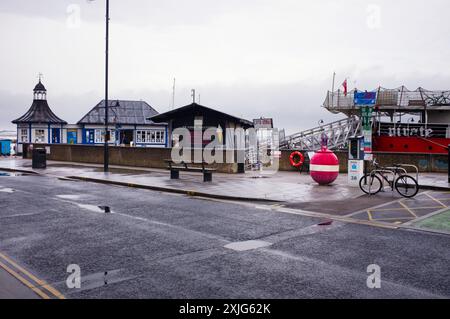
top-left (279, 116), bottom-right (361, 151)
top-left (323, 87), bottom-right (450, 111)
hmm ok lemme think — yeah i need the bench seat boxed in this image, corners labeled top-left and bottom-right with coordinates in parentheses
top-left (165, 160), bottom-right (216, 182)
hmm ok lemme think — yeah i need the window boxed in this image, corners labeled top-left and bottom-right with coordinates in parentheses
top-left (135, 130), bottom-right (165, 144)
top-left (136, 131), bottom-right (146, 143)
top-left (34, 129), bottom-right (45, 143)
top-left (94, 129), bottom-right (115, 143)
top-left (20, 129), bottom-right (28, 143)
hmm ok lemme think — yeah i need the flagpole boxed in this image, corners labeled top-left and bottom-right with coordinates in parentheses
top-left (331, 72), bottom-right (336, 107)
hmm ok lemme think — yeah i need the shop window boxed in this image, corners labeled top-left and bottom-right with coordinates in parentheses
top-left (34, 129), bottom-right (45, 143)
top-left (20, 129), bottom-right (28, 143)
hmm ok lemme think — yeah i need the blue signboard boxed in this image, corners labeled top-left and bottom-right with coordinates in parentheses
top-left (354, 91), bottom-right (377, 105)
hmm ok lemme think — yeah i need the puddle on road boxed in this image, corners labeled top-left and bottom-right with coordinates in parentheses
top-left (56, 194), bottom-right (82, 200)
top-left (0, 188), bottom-right (15, 193)
top-left (77, 204), bottom-right (113, 214)
top-left (0, 172), bottom-right (27, 177)
top-left (56, 269), bottom-right (136, 294)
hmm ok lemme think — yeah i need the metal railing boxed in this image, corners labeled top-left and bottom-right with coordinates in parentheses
top-left (279, 116), bottom-right (361, 151)
top-left (323, 87), bottom-right (450, 111)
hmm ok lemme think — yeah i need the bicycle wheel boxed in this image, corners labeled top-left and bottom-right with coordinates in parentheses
top-left (359, 174), bottom-right (382, 195)
top-left (395, 175), bottom-right (419, 198)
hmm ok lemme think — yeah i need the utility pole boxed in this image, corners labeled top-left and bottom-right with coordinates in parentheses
top-left (104, 0), bottom-right (110, 172)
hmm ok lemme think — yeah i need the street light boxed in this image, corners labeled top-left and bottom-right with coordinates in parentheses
top-left (104, 0), bottom-right (110, 172)
top-left (90, 0), bottom-right (110, 172)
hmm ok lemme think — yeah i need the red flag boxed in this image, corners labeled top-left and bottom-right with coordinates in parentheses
top-left (342, 79), bottom-right (348, 96)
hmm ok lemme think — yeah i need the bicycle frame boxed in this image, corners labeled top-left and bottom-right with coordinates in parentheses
top-left (368, 169), bottom-right (397, 193)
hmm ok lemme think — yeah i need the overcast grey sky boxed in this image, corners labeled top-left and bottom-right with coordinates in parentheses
top-left (1, 0), bottom-right (450, 133)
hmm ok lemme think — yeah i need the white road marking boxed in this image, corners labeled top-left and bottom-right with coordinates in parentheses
top-left (224, 240), bottom-right (272, 251)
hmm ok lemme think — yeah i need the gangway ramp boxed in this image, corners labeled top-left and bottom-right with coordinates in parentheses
top-left (280, 116), bottom-right (361, 151)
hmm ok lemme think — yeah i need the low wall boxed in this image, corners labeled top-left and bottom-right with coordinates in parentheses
top-left (279, 150), bottom-right (448, 173)
top-left (23, 144), bottom-right (448, 174)
top-left (23, 144), bottom-right (239, 173)
top-left (279, 150), bottom-right (349, 172)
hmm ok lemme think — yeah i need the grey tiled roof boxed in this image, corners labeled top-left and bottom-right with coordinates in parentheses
top-left (77, 100), bottom-right (160, 125)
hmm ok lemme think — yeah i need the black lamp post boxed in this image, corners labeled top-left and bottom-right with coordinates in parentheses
top-left (104, 0), bottom-right (110, 172)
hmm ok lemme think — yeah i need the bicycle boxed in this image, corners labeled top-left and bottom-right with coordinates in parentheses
top-left (359, 160), bottom-right (419, 198)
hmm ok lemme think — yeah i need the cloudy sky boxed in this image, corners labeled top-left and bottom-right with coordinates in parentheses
top-left (1, 0), bottom-right (449, 133)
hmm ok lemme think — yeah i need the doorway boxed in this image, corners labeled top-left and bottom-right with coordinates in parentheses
top-left (119, 130), bottom-right (134, 145)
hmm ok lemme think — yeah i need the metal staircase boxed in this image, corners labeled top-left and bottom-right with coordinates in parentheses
top-left (279, 116), bottom-right (361, 151)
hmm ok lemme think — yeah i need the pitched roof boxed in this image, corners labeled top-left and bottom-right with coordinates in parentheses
top-left (12, 99), bottom-right (67, 124)
top-left (150, 103), bottom-right (254, 128)
top-left (77, 100), bottom-right (160, 125)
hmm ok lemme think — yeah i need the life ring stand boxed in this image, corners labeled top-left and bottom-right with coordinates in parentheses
top-left (289, 151), bottom-right (305, 168)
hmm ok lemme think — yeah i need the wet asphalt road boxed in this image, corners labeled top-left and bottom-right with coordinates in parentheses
top-left (0, 173), bottom-right (449, 299)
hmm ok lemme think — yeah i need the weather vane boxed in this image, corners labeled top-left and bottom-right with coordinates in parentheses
top-left (38, 73), bottom-right (43, 82)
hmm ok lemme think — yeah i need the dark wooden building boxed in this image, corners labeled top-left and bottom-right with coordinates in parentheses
top-left (150, 102), bottom-right (253, 148)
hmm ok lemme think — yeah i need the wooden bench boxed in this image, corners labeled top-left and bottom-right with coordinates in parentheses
top-left (164, 160), bottom-right (217, 182)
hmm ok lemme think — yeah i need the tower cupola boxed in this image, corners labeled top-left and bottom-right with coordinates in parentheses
top-left (33, 75), bottom-right (47, 100)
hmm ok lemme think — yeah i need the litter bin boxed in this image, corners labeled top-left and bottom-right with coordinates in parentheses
top-left (32, 148), bottom-right (47, 169)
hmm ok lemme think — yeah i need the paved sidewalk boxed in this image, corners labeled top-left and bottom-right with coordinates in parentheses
top-left (0, 158), bottom-right (361, 202)
top-left (415, 173), bottom-right (450, 190)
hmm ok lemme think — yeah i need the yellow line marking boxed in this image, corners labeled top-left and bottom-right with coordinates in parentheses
top-left (404, 206), bottom-right (447, 210)
top-left (428, 197), bottom-right (450, 201)
top-left (0, 260), bottom-right (50, 299)
top-left (398, 201), bottom-right (418, 218)
top-left (371, 206), bottom-right (443, 211)
top-left (367, 210), bottom-right (373, 221)
top-left (0, 253), bottom-right (65, 299)
top-left (371, 217), bottom-right (415, 221)
top-left (424, 193), bottom-right (447, 208)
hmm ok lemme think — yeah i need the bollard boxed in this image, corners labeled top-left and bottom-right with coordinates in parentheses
top-left (448, 145), bottom-right (450, 183)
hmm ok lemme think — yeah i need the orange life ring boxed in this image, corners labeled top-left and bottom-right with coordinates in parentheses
top-left (289, 151), bottom-right (304, 168)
